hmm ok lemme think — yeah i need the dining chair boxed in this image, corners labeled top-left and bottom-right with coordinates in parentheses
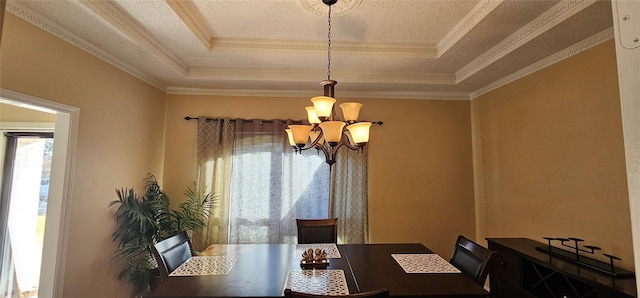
top-left (449, 234), bottom-right (495, 286)
top-left (150, 231), bottom-right (195, 281)
top-left (284, 288), bottom-right (389, 298)
top-left (296, 218), bottom-right (338, 244)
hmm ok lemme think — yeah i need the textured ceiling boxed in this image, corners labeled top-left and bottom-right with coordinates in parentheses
top-left (7, 0), bottom-right (614, 100)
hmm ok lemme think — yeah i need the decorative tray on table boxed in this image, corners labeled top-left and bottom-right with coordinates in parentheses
top-left (300, 248), bottom-right (329, 269)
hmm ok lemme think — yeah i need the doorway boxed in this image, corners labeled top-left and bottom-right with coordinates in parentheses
top-left (0, 132), bottom-right (54, 297)
top-left (0, 89), bottom-right (79, 297)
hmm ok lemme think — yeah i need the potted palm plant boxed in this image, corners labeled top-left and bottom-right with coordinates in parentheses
top-left (109, 174), bottom-right (215, 289)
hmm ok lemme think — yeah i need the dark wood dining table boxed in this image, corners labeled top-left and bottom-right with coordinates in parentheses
top-left (143, 243), bottom-right (489, 298)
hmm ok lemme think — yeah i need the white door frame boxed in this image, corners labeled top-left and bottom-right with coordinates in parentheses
top-left (611, 1), bottom-right (640, 295)
top-left (0, 88), bottom-right (79, 297)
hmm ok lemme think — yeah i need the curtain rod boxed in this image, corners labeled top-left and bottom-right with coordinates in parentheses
top-left (184, 116), bottom-right (383, 125)
top-left (184, 116), bottom-right (303, 124)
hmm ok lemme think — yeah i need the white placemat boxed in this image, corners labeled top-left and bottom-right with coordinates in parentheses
top-left (286, 270), bottom-right (349, 295)
top-left (295, 243), bottom-right (341, 258)
top-left (169, 256), bottom-right (238, 276)
top-left (391, 254), bottom-right (461, 273)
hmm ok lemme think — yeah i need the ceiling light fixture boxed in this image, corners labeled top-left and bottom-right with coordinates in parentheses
top-left (286, 0), bottom-right (381, 168)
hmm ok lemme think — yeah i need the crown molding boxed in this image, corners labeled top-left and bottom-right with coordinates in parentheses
top-left (167, 87), bottom-right (315, 97)
top-left (456, 0), bottom-right (597, 82)
top-left (331, 43), bottom-right (437, 57)
top-left (187, 67), bottom-right (321, 81)
top-left (167, 86), bottom-right (470, 101)
top-left (336, 72), bottom-right (455, 84)
top-left (470, 28), bottom-right (614, 99)
top-left (346, 90), bottom-right (470, 101)
top-left (7, 2), bottom-right (168, 91)
top-left (165, 0), bottom-right (213, 51)
top-left (79, 0), bottom-right (187, 75)
top-left (437, 0), bottom-right (504, 57)
top-left (208, 39), bottom-right (437, 57)
top-left (186, 66), bottom-right (454, 85)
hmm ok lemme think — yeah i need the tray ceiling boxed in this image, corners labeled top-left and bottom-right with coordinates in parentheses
top-left (6, 0), bottom-right (614, 100)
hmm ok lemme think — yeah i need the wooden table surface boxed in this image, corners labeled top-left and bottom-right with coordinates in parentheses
top-left (143, 243), bottom-right (489, 298)
top-left (341, 244), bottom-right (489, 297)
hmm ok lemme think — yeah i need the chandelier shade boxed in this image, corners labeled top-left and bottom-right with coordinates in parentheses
top-left (318, 121), bottom-right (346, 146)
top-left (346, 122), bottom-right (372, 145)
top-left (285, 128), bottom-right (296, 147)
top-left (310, 96), bottom-right (336, 120)
top-left (340, 102), bottom-right (363, 123)
top-left (305, 106), bottom-right (322, 124)
top-left (288, 125), bottom-right (314, 147)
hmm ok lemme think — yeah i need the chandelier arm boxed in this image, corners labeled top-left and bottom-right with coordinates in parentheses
top-left (297, 143), bottom-right (317, 151)
top-left (324, 143), bottom-right (342, 166)
top-left (316, 142), bottom-right (330, 155)
top-left (340, 135), bottom-right (361, 151)
top-left (309, 142), bottom-right (335, 167)
top-left (299, 140), bottom-right (342, 167)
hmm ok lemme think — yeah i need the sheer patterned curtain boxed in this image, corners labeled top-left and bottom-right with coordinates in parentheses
top-left (229, 120), bottom-right (329, 243)
top-left (192, 117), bottom-right (234, 249)
top-left (333, 147), bottom-right (369, 244)
top-left (193, 117), bottom-right (368, 245)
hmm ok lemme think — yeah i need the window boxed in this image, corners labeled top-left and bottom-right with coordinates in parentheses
top-left (1, 133), bottom-right (53, 298)
top-left (229, 131), bottom-right (329, 243)
top-left (192, 117), bottom-right (369, 247)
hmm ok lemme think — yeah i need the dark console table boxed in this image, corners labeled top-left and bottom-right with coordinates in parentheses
top-left (487, 238), bottom-right (636, 297)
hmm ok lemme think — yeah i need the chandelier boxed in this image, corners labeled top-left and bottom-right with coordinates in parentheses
top-left (285, 0), bottom-right (380, 167)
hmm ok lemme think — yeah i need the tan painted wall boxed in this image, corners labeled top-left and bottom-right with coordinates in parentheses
top-left (1, 14), bottom-right (166, 297)
top-left (163, 95), bottom-right (476, 257)
top-left (472, 40), bottom-right (634, 269)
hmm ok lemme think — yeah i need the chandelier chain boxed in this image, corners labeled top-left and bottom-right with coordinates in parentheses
top-left (327, 5), bottom-right (332, 80)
